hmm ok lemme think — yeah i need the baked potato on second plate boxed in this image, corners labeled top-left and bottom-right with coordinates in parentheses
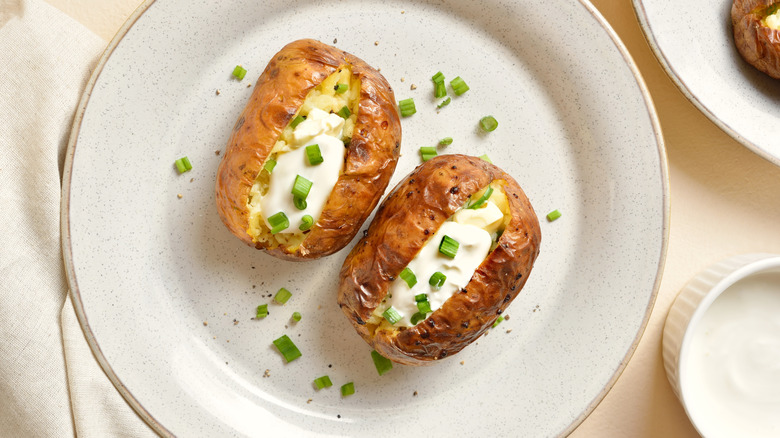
top-left (215, 39), bottom-right (401, 260)
top-left (732, 0), bottom-right (780, 78)
top-left (338, 154), bottom-right (541, 365)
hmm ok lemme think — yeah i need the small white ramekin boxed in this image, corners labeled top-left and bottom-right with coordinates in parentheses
top-left (662, 252), bottom-right (780, 436)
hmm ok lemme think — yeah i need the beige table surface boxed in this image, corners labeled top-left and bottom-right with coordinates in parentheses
top-left (47, 0), bottom-right (780, 436)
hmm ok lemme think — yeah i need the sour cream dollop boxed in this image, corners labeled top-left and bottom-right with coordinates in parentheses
top-left (260, 108), bottom-right (346, 231)
top-left (382, 201), bottom-right (504, 327)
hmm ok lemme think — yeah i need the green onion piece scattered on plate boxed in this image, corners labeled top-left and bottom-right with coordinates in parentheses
top-left (398, 98), bottom-right (416, 117)
top-left (431, 71), bottom-right (445, 83)
top-left (174, 156), bottom-right (192, 174)
top-left (414, 293), bottom-right (428, 303)
top-left (492, 315), bottom-right (505, 328)
top-left (314, 375), bottom-right (332, 389)
top-left (479, 154), bottom-right (492, 163)
top-left (256, 304), bottom-right (268, 319)
top-left (437, 97), bottom-right (451, 109)
top-left (420, 146), bottom-right (437, 162)
top-left (546, 209), bottom-right (562, 222)
top-left (341, 382), bottom-right (355, 397)
top-left (292, 311), bottom-right (302, 322)
top-left (371, 350), bottom-right (393, 376)
top-left (272, 334), bottom-right (302, 363)
top-left (434, 81), bottom-right (447, 99)
top-left (232, 65), bottom-right (247, 80)
top-left (439, 137), bottom-right (453, 146)
top-left (450, 76), bottom-right (469, 95)
top-left (439, 235), bottom-right (459, 258)
top-left (268, 212), bottom-right (289, 234)
top-left (479, 115), bottom-right (498, 132)
top-left (274, 287), bottom-right (292, 305)
top-left (382, 307), bottom-right (403, 325)
top-left (400, 267), bottom-right (417, 288)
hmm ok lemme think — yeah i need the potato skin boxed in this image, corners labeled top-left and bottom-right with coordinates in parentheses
top-left (215, 39), bottom-right (401, 260)
top-left (732, 0), bottom-right (780, 79)
top-left (338, 155), bottom-right (542, 365)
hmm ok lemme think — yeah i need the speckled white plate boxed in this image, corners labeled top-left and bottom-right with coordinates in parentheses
top-left (62, 0), bottom-right (668, 436)
top-left (633, 0), bottom-right (780, 166)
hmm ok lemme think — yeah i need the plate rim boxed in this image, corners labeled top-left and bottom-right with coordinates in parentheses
top-left (631, 0), bottom-right (780, 168)
top-left (60, 0), bottom-right (670, 436)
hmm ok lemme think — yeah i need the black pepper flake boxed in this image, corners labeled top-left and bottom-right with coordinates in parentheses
top-left (451, 166), bottom-right (457, 169)
top-left (515, 273), bottom-right (523, 280)
top-left (438, 350), bottom-right (448, 358)
top-left (456, 333), bottom-right (462, 338)
top-left (413, 391), bottom-right (418, 396)
top-left (449, 186), bottom-right (459, 194)
top-left (337, 415), bottom-right (341, 419)
top-left (497, 309), bottom-right (503, 314)
top-left (426, 319), bottom-right (436, 327)
top-left (424, 229), bottom-right (430, 235)
top-left (461, 321), bottom-right (470, 328)
top-left (503, 294), bottom-right (511, 303)
top-left (328, 364), bottom-right (332, 368)
top-left (356, 316), bottom-right (365, 325)
top-left (363, 229), bottom-right (368, 237)
top-left (429, 214), bottom-right (434, 220)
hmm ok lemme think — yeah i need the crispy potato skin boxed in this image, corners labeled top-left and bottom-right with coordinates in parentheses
top-left (215, 39), bottom-right (401, 260)
top-left (732, 0), bottom-right (780, 79)
top-left (338, 155), bottom-right (541, 365)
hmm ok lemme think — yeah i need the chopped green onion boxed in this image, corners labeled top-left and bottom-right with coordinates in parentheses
top-left (292, 311), bottom-right (302, 322)
top-left (232, 65), bottom-right (247, 80)
top-left (546, 209), bottom-right (562, 222)
top-left (292, 175), bottom-right (312, 200)
top-left (492, 315), bottom-right (505, 328)
top-left (272, 334), bottom-right (302, 363)
top-left (468, 186), bottom-right (494, 210)
top-left (400, 267), bottom-right (417, 288)
top-left (263, 158), bottom-right (277, 173)
top-left (290, 115), bottom-right (305, 129)
top-left (382, 307), bottom-right (403, 325)
top-left (417, 300), bottom-right (432, 314)
top-left (398, 98), bottom-right (416, 117)
top-left (410, 312), bottom-right (427, 325)
top-left (371, 350), bottom-right (394, 376)
top-left (174, 157), bottom-right (192, 174)
top-left (256, 304), bottom-right (269, 319)
top-left (428, 271), bottom-right (446, 289)
top-left (437, 97), bottom-right (451, 109)
top-left (306, 144), bottom-right (323, 165)
top-left (299, 215), bottom-right (314, 231)
top-left (431, 71), bottom-right (445, 83)
top-left (337, 105), bottom-right (351, 119)
top-left (479, 154), bottom-right (492, 163)
top-left (434, 81), bottom-right (447, 99)
top-left (334, 83), bottom-right (349, 94)
top-left (414, 293), bottom-right (428, 303)
top-left (314, 375), bottom-right (332, 389)
top-left (268, 212), bottom-right (289, 234)
top-left (420, 146), bottom-right (438, 162)
top-left (274, 287), bottom-right (292, 304)
top-left (439, 137), bottom-right (453, 146)
top-left (450, 76), bottom-right (469, 95)
top-left (439, 235), bottom-right (459, 258)
top-left (341, 382), bottom-right (355, 397)
top-left (293, 196), bottom-right (307, 210)
top-left (479, 116), bottom-right (498, 132)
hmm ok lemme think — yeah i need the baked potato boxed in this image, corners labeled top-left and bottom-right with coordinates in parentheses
top-left (732, 0), bottom-right (780, 79)
top-left (215, 39), bottom-right (401, 260)
top-left (338, 154), bottom-right (542, 365)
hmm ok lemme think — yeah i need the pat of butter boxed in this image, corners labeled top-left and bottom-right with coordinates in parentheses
top-left (452, 201), bottom-right (504, 234)
top-left (292, 108), bottom-right (345, 145)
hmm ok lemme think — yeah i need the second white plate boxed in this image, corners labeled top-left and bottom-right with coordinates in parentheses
top-left (634, 0), bottom-right (780, 166)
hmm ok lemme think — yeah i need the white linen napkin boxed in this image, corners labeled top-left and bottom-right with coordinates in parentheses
top-left (0, 0), bottom-right (156, 436)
